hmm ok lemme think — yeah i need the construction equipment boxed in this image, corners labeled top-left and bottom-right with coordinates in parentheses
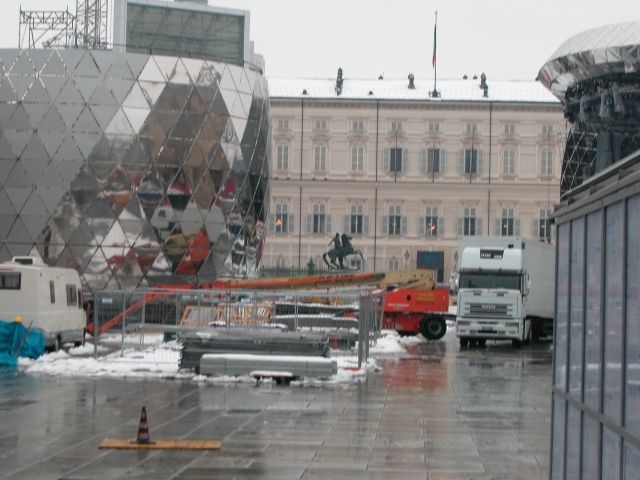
top-left (382, 287), bottom-right (450, 339)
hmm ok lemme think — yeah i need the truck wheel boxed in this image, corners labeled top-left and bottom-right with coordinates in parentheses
top-left (421, 315), bottom-right (446, 340)
top-left (531, 324), bottom-right (541, 343)
top-left (54, 335), bottom-right (62, 352)
top-left (459, 337), bottom-right (469, 348)
top-left (477, 339), bottom-right (487, 348)
top-left (512, 339), bottom-right (522, 348)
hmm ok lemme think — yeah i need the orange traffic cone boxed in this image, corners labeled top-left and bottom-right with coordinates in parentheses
top-left (135, 406), bottom-right (152, 444)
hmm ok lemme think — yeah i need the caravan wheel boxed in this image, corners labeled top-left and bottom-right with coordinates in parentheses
top-left (74, 329), bottom-right (86, 348)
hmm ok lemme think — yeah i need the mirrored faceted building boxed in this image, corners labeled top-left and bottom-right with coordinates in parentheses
top-left (0, 0), bottom-right (270, 294)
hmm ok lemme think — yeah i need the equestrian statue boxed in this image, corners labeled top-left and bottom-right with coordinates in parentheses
top-left (322, 233), bottom-right (364, 269)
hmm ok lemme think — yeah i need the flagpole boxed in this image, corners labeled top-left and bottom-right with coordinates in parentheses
top-left (432, 10), bottom-right (439, 98)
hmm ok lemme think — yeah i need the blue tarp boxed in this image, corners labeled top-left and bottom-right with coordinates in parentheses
top-left (0, 320), bottom-right (45, 366)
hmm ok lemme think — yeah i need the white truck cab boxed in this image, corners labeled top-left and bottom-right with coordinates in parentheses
top-left (454, 237), bottom-right (554, 348)
top-left (0, 256), bottom-right (86, 350)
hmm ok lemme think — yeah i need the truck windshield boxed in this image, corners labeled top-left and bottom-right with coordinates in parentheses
top-left (459, 272), bottom-right (521, 290)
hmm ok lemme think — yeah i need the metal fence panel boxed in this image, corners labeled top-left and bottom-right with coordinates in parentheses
top-left (90, 287), bottom-right (383, 367)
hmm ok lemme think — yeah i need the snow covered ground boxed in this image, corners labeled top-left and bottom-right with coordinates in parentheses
top-left (17, 330), bottom-right (425, 385)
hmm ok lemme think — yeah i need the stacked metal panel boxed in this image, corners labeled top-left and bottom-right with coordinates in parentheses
top-left (274, 302), bottom-right (356, 316)
top-left (271, 314), bottom-right (358, 331)
top-left (179, 329), bottom-right (330, 370)
top-left (199, 353), bottom-right (337, 379)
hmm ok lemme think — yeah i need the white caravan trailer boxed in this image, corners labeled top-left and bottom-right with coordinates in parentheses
top-left (0, 256), bottom-right (85, 350)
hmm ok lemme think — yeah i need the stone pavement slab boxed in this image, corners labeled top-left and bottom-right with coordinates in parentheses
top-left (0, 333), bottom-right (552, 479)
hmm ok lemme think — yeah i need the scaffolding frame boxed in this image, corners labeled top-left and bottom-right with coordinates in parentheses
top-left (18, 0), bottom-right (111, 50)
top-left (19, 8), bottom-right (76, 49)
top-left (75, 0), bottom-right (110, 49)
top-left (561, 130), bottom-right (598, 195)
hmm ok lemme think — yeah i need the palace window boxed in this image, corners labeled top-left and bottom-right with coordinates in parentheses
top-left (540, 149), bottom-right (553, 176)
top-left (314, 144), bottom-right (326, 172)
top-left (420, 148), bottom-right (443, 174)
top-left (503, 149), bottom-right (516, 175)
top-left (276, 144), bottom-right (288, 170)
top-left (351, 146), bottom-right (364, 171)
top-left (313, 119), bottom-right (328, 130)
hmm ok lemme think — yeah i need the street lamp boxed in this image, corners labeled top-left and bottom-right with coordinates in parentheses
top-left (394, 128), bottom-right (399, 183)
top-left (404, 250), bottom-right (410, 269)
top-left (469, 129), bottom-right (475, 185)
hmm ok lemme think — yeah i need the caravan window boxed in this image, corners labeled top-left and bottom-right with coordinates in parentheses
top-left (0, 272), bottom-right (21, 289)
top-left (66, 284), bottom-right (77, 306)
top-left (50, 281), bottom-right (55, 303)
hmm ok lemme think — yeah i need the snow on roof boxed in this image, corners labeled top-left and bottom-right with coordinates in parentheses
top-left (547, 21), bottom-right (640, 61)
top-left (268, 77), bottom-right (559, 104)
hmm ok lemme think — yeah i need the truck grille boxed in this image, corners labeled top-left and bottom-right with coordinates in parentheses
top-left (465, 303), bottom-right (512, 317)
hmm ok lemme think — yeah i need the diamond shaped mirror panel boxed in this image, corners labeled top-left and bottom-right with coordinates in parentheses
top-left (0, 49), bottom-right (270, 295)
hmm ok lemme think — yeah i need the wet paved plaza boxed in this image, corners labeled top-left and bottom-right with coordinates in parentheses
top-left (0, 332), bottom-right (552, 479)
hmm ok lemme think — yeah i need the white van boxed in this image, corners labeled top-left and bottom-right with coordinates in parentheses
top-left (0, 256), bottom-right (86, 350)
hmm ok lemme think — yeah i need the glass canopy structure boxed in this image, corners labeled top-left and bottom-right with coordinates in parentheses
top-left (538, 21), bottom-right (640, 194)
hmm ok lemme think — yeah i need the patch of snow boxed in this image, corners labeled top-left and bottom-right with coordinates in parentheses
top-left (398, 334), bottom-right (427, 346)
top-left (269, 78), bottom-right (559, 103)
top-left (68, 342), bottom-right (109, 356)
top-left (368, 330), bottom-right (409, 355)
top-left (18, 330), bottom-right (410, 385)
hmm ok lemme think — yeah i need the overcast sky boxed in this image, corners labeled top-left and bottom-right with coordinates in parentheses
top-left (3, 0), bottom-right (639, 81)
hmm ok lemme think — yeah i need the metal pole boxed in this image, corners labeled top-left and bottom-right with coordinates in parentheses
top-left (394, 129), bottom-right (398, 183)
top-left (298, 185), bottom-right (302, 268)
top-left (294, 292), bottom-right (299, 332)
top-left (214, 293), bottom-right (216, 324)
top-left (433, 11), bottom-right (438, 96)
top-left (375, 99), bottom-right (379, 182)
top-left (373, 187), bottom-right (378, 272)
top-left (140, 293), bottom-right (145, 349)
top-left (93, 294), bottom-right (99, 359)
top-left (120, 292), bottom-right (125, 357)
top-left (488, 102), bottom-right (492, 185)
top-left (358, 295), bottom-right (364, 368)
top-left (487, 189), bottom-right (491, 237)
top-left (300, 97), bottom-right (304, 181)
top-left (175, 291), bottom-right (179, 326)
top-left (364, 295), bottom-right (370, 361)
top-left (432, 137), bottom-right (436, 183)
top-left (225, 291), bottom-right (231, 328)
top-left (252, 293), bottom-right (257, 328)
top-left (470, 132), bottom-right (474, 185)
top-left (197, 289), bottom-right (201, 327)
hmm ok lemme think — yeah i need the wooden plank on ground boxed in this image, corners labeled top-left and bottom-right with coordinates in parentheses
top-left (99, 438), bottom-right (221, 450)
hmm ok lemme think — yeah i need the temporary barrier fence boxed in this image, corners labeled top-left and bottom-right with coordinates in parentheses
top-left (90, 287), bottom-right (384, 367)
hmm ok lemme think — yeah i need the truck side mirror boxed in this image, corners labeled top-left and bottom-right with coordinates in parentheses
top-left (449, 274), bottom-right (458, 295)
